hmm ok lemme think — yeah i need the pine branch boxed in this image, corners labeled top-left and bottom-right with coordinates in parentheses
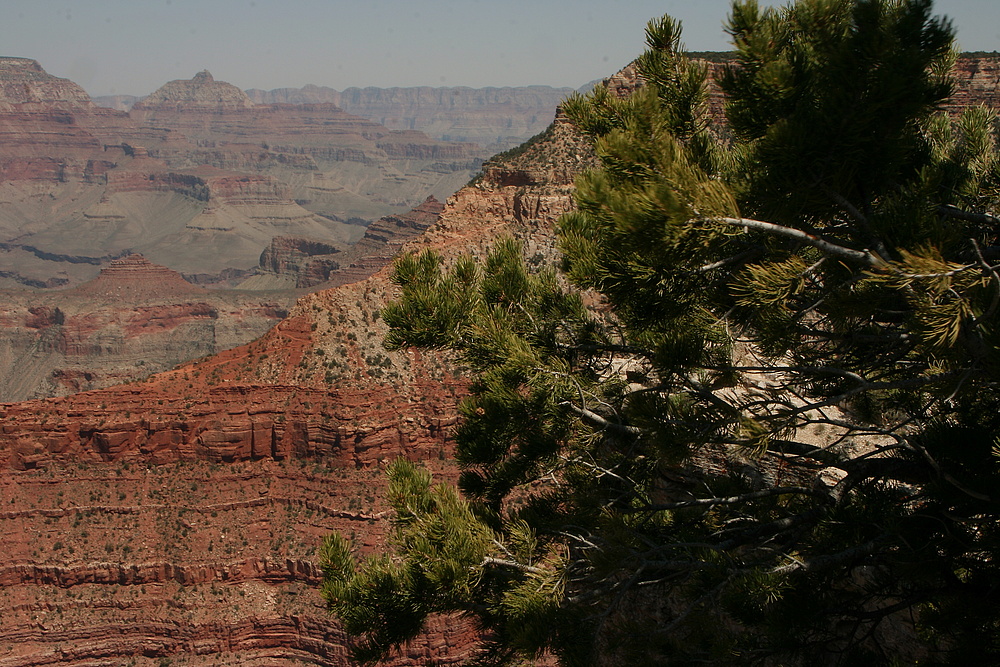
top-left (764, 439), bottom-right (849, 465)
top-left (937, 204), bottom-right (1000, 226)
top-left (697, 246), bottom-right (766, 272)
top-left (554, 342), bottom-right (653, 357)
top-left (712, 216), bottom-right (882, 266)
top-left (482, 556), bottom-right (546, 576)
top-left (770, 537), bottom-right (889, 576)
top-left (628, 486), bottom-right (834, 513)
top-left (715, 506), bottom-right (830, 550)
top-left (560, 401), bottom-right (644, 437)
top-left (971, 238), bottom-right (1000, 325)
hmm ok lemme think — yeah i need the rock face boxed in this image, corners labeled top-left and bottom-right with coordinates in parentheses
top-left (947, 53), bottom-right (1000, 113)
top-left (0, 254), bottom-right (291, 403)
top-left (253, 195), bottom-right (446, 289)
top-left (0, 457), bottom-right (478, 667)
top-left (258, 236), bottom-right (343, 288)
top-left (0, 103), bottom-right (589, 666)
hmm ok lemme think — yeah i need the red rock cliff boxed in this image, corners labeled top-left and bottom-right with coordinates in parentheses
top-left (0, 101), bottom-right (590, 665)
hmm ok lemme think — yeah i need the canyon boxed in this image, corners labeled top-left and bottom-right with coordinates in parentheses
top-left (0, 110), bottom-right (591, 665)
top-left (0, 52), bottom-right (998, 665)
top-left (0, 58), bottom-right (483, 401)
top-left (0, 197), bottom-right (449, 403)
top-left (0, 60), bottom-right (481, 288)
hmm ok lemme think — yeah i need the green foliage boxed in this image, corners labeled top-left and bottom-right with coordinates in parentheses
top-left (324, 1), bottom-right (1000, 664)
top-left (322, 460), bottom-right (495, 662)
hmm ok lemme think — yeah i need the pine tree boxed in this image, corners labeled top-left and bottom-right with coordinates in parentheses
top-left (322, 1), bottom-right (1000, 663)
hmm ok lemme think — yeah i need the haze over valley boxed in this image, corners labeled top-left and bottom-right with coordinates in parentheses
top-left (0, 57), bottom-right (577, 401)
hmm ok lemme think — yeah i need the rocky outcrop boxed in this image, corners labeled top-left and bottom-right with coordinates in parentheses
top-left (348, 195), bottom-right (444, 257)
top-left (72, 254), bottom-right (205, 300)
top-left (0, 256), bottom-right (291, 402)
top-left (475, 110), bottom-right (596, 188)
top-left (0, 57), bottom-right (92, 108)
top-left (258, 237), bottom-right (344, 288)
top-left (131, 70), bottom-right (254, 111)
top-left (254, 195), bottom-right (447, 289)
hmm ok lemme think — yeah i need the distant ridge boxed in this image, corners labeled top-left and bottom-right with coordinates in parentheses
top-left (0, 56), bottom-right (93, 106)
top-left (97, 83), bottom-right (593, 151)
top-left (132, 70), bottom-right (254, 110)
top-left (242, 84), bottom-right (576, 150)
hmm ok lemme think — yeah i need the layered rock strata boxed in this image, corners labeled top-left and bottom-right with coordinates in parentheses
top-left (0, 109), bottom-right (591, 665)
top-left (253, 195), bottom-right (447, 289)
top-left (257, 237), bottom-right (344, 288)
top-left (0, 256), bottom-right (289, 402)
top-left (947, 53), bottom-right (1000, 113)
top-left (0, 63), bottom-right (483, 284)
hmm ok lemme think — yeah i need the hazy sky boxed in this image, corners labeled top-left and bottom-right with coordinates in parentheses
top-left (3, 0), bottom-right (998, 97)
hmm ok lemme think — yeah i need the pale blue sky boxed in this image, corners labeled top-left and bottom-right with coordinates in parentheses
top-left (2, 0), bottom-right (998, 97)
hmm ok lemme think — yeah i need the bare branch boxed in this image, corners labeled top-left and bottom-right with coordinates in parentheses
top-left (711, 217), bottom-right (882, 267)
top-left (770, 537), bottom-right (888, 576)
top-left (937, 204), bottom-right (1000, 226)
top-left (628, 486), bottom-right (833, 513)
top-left (482, 556), bottom-right (547, 576)
top-left (697, 246), bottom-right (765, 273)
top-left (561, 401), bottom-right (644, 437)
